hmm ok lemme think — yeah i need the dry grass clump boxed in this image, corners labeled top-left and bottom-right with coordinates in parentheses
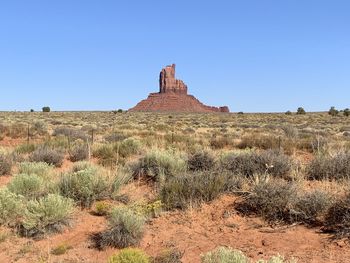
top-left (53, 127), bottom-right (88, 141)
top-left (220, 150), bottom-right (293, 178)
top-left (30, 147), bottom-right (65, 167)
top-left (237, 133), bottom-right (280, 150)
top-left (307, 152), bottom-right (350, 180)
top-left (0, 154), bottom-right (12, 176)
top-left (201, 247), bottom-right (248, 263)
top-left (153, 248), bottom-right (183, 263)
top-left (93, 207), bottom-right (145, 249)
top-left (18, 162), bottom-right (53, 177)
top-left (0, 188), bottom-right (24, 226)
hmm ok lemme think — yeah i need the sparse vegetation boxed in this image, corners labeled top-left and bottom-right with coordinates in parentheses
top-left (108, 248), bottom-right (150, 263)
top-left (30, 147), bottom-right (64, 167)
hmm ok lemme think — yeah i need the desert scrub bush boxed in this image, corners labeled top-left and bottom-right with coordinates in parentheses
top-left (71, 160), bottom-right (95, 172)
top-left (18, 162), bottom-right (53, 177)
top-left (108, 248), bottom-right (150, 263)
top-left (112, 167), bottom-right (133, 197)
top-left (294, 190), bottom-right (333, 224)
top-left (210, 136), bottom-right (233, 149)
top-left (93, 144), bottom-right (117, 166)
top-left (114, 138), bottom-right (142, 158)
top-left (20, 194), bottom-right (73, 237)
top-left (69, 144), bottom-right (89, 162)
top-left (93, 207), bottom-right (145, 249)
top-left (131, 149), bottom-right (187, 182)
top-left (7, 174), bottom-right (56, 199)
top-left (93, 201), bottom-right (112, 216)
top-left (59, 166), bottom-right (112, 208)
top-left (188, 150), bottom-right (215, 171)
top-left (51, 243), bottom-right (73, 255)
top-left (160, 171), bottom-right (242, 210)
top-left (324, 194), bottom-right (350, 238)
top-left (0, 188), bottom-right (24, 226)
top-left (30, 147), bottom-right (64, 167)
top-left (129, 200), bottom-right (163, 218)
top-left (237, 180), bottom-right (299, 223)
top-left (307, 152), bottom-right (350, 180)
top-left (201, 246), bottom-right (248, 263)
top-left (53, 126), bottom-right (87, 141)
top-left (220, 150), bottom-right (293, 179)
top-left (104, 132), bottom-right (128, 143)
top-left (0, 154), bottom-right (12, 176)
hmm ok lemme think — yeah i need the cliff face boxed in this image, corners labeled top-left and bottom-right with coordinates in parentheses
top-left (129, 64), bottom-right (229, 113)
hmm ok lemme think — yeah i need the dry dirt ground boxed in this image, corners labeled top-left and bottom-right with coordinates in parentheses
top-left (0, 190), bottom-right (349, 263)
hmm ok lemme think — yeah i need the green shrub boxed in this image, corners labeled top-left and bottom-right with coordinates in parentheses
top-left (0, 154), bottom-right (12, 176)
top-left (69, 144), bottom-right (89, 162)
top-left (344, 108), bottom-right (350, 117)
top-left (115, 138), bottom-right (141, 158)
top-left (112, 168), bottom-right (133, 196)
top-left (131, 150), bottom-right (186, 181)
top-left (7, 174), bottom-right (51, 199)
top-left (59, 167), bottom-right (112, 208)
top-left (108, 248), bottom-right (149, 263)
top-left (18, 162), bottom-right (53, 177)
top-left (307, 152), bottom-right (350, 180)
top-left (188, 150), bottom-right (215, 171)
top-left (201, 247), bottom-right (248, 263)
top-left (93, 144), bottom-right (117, 166)
top-left (0, 188), bottom-right (24, 226)
top-left (93, 207), bottom-right (145, 249)
top-left (30, 147), bottom-right (64, 167)
top-left (221, 150), bottom-right (292, 178)
top-left (20, 194), bottom-right (73, 237)
top-left (71, 161), bottom-right (95, 172)
top-left (93, 201), bottom-right (112, 216)
top-left (328, 106), bottom-right (339, 116)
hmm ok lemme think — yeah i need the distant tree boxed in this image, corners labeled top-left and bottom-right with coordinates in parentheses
top-left (296, 107), bottom-right (306, 115)
top-left (285, 110), bottom-right (292, 115)
top-left (117, 109), bottom-right (123, 113)
top-left (328, 106), bottom-right (339, 116)
top-left (344, 108), bottom-right (350, 117)
top-left (42, 106), bottom-right (51, 112)
top-left (30, 109), bottom-right (34, 112)
top-left (237, 111), bottom-right (244, 115)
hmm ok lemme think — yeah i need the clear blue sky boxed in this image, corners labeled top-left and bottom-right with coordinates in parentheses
top-left (0, 0), bottom-right (349, 112)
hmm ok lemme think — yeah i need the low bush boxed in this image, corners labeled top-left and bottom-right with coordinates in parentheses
top-left (237, 180), bottom-right (298, 223)
top-left (53, 127), bottom-right (87, 141)
top-left (15, 143), bottom-right (37, 154)
top-left (131, 150), bottom-right (187, 182)
top-left (59, 166), bottom-right (112, 208)
top-left (188, 150), bottom-right (215, 171)
top-left (201, 246), bottom-right (249, 263)
top-left (210, 136), bottom-right (233, 149)
top-left (18, 162), bottom-right (53, 177)
top-left (93, 144), bottom-right (117, 166)
top-left (108, 248), bottom-right (150, 263)
top-left (7, 174), bottom-right (50, 199)
top-left (115, 138), bottom-right (141, 158)
top-left (93, 207), bottom-right (145, 249)
top-left (0, 188), bottom-right (24, 226)
top-left (93, 201), bottom-right (112, 216)
top-left (69, 144), bottom-right (89, 162)
top-left (0, 154), bottom-right (12, 176)
top-left (160, 171), bottom-right (242, 210)
top-left (30, 147), bottom-right (64, 167)
top-left (221, 150), bottom-right (293, 178)
top-left (324, 194), bottom-right (350, 238)
top-left (20, 194), bottom-right (73, 237)
top-left (307, 152), bottom-right (350, 180)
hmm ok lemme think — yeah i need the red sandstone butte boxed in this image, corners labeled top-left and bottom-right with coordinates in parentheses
top-left (129, 64), bottom-right (230, 113)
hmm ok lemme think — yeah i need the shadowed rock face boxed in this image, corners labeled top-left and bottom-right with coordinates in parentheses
top-left (129, 64), bottom-right (230, 113)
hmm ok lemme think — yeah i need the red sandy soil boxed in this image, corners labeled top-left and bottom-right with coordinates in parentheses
top-left (0, 193), bottom-right (349, 263)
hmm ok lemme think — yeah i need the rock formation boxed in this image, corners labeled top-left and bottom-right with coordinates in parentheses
top-left (129, 64), bottom-right (230, 113)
